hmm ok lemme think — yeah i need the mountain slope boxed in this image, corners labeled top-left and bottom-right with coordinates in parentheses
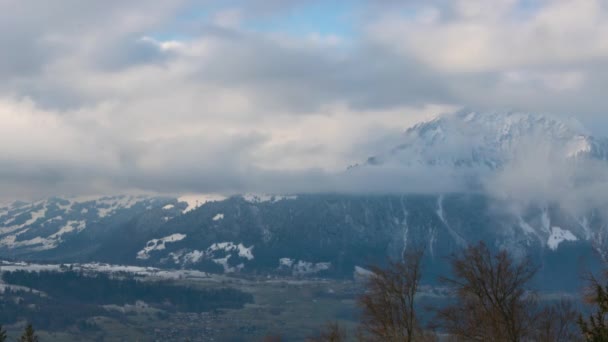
top-left (0, 110), bottom-right (606, 292)
top-left (366, 109), bottom-right (608, 169)
top-left (0, 193), bottom-right (603, 291)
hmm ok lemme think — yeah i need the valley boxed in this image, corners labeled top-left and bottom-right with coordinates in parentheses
top-left (0, 111), bottom-right (605, 340)
top-left (0, 260), bottom-right (363, 341)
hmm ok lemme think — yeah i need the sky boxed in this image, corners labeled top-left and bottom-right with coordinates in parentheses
top-left (1, 0), bottom-right (607, 199)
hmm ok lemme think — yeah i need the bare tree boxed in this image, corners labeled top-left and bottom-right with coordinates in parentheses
top-left (308, 322), bottom-right (347, 342)
top-left (579, 277), bottom-right (608, 341)
top-left (262, 334), bottom-right (283, 342)
top-left (535, 299), bottom-right (581, 342)
top-left (435, 242), bottom-right (538, 342)
top-left (357, 249), bottom-right (428, 341)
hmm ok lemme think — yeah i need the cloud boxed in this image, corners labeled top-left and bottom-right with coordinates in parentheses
top-left (364, 0), bottom-right (608, 122)
top-left (367, 0), bottom-right (608, 72)
top-left (484, 142), bottom-right (608, 214)
top-left (0, 0), bottom-right (607, 200)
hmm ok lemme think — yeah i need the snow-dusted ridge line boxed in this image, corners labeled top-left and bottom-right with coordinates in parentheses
top-left (0, 220), bottom-right (88, 251)
top-left (178, 194), bottom-right (226, 213)
top-left (96, 196), bottom-right (146, 218)
top-left (242, 194), bottom-right (297, 203)
top-left (367, 109), bottom-right (608, 169)
top-left (0, 195), bottom-right (168, 252)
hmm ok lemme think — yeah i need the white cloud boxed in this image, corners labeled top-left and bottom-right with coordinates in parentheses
top-left (0, 0), bottom-right (607, 199)
top-left (369, 0), bottom-right (608, 72)
top-left (501, 70), bottom-right (586, 91)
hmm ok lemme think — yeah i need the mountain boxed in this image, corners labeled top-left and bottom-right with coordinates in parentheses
top-left (0, 193), bottom-right (603, 291)
top-left (0, 110), bottom-right (606, 291)
top-left (365, 109), bottom-right (608, 169)
top-left (0, 196), bottom-right (175, 257)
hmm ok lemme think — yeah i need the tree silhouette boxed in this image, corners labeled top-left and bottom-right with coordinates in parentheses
top-left (18, 324), bottom-right (38, 342)
top-left (435, 242), bottom-right (538, 341)
top-left (535, 299), bottom-right (580, 342)
top-left (357, 248), bottom-right (432, 341)
top-left (308, 322), bottom-right (346, 342)
top-left (579, 279), bottom-right (608, 341)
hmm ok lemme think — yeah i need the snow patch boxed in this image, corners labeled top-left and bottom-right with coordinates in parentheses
top-left (0, 283), bottom-right (45, 295)
top-left (183, 250), bottom-right (205, 264)
top-left (168, 249), bottom-right (205, 265)
top-left (50, 220), bottom-right (86, 239)
top-left (207, 242), bottom-right (254, 260)
top-left (518, 216), bottom-right (535, 235)
top-left (24, 206), bottom-right (47, 227)
top-left (95, 196), bottom-right (144, 218)
top-left (212, 256), bottom-right (244, 273)
top-left (166, 242), bottom-right (253, 270)
top-left (293, 261), bottom-right (331, 276)
top-left (0, 225), bottom-right (27, 235)
top-left (0, 220), bottom-right (87, 250)
top-left (566, 135), bottom-right (592, 158)
top-left (547, 227), bottom-right (577, 250)
top-left (0, 260), bottom-right (209, 280)
top-left (137, 233), bottom-right (187, 260)
top-left (178, 194), bottom-right (226, 213)
top-left (578, 216), bottom-right (592, 240)
top-left (56, 201), bottom-right (72, 212)
top-left (212, 213), bottom-right (224, 221)
top-left (279, 258), bottom-right (294, 268)
top-left (436, 195), bottom-right (465, 246)
top-left (162, 204), bottom-right (175, 210)
top-left (541, 207), bottom-right (551, 233)
top-left (354, 266), bottom-right (374, 280)
top-left (278, 258), bottom-right (331, 276)
top-left (242, 194), bottom-right (298, 203)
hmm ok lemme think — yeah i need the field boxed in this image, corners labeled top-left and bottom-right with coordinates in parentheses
top-left (0, 261), bottom-right (578, 341)
top-left (0, 264), bottom-right (363, 341)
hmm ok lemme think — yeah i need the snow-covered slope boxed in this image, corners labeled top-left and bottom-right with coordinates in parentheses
top-left (0, 195), bottom-right (179, 253)
top-left (0, 193), bottom-right (602, 289)
top-left (0, 194), bottom-right (307, 258)
top-left (366, 109), bottom-right (608, 169)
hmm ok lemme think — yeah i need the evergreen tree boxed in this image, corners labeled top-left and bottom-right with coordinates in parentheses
top-left (18, 324), bottom-right (38, 342)
top-left (0, 324), bottom-right (6, 342)
top-left (579, 281), bottom-right (608, 341)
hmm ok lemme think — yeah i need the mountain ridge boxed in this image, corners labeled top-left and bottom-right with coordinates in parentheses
top-left (365, 109), bottom-right (608, 169)
top-left (0, 110), bottom-right (606, 291)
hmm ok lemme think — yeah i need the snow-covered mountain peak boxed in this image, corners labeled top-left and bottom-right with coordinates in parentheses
top-left (367, 109), bottom-right (608, 169)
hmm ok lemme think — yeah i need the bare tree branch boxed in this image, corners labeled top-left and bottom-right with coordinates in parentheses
top-left (357, 248), bottom-right (433, 341)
